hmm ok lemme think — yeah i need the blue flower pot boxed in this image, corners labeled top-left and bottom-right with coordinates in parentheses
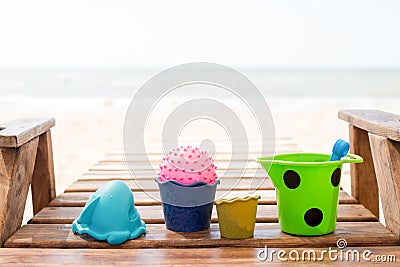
top-left (155, 178), bottom-right (219, 232)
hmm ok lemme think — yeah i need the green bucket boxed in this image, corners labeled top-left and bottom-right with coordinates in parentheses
top-left (257, 153), bottom-right (363, 236)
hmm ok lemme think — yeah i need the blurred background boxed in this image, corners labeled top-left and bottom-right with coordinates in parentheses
top-left (1, 0), bottom-right (399, 221)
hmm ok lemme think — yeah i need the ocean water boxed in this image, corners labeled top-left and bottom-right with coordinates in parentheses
top-left (0, 68), bottom-right (399, 113)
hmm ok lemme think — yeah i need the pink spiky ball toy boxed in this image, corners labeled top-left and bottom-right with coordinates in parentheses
top-left (158, 146), bottom-right (218, 185)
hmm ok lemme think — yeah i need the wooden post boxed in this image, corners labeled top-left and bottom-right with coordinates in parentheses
top-left (349, 125), bottom-right (379, 218)
top-left (0, 118), bottom-right (55, 246)
top-left (31, 131), bottom-right (56, 215)
top-left (369, 134), bottom-right (400, 239)
top-left (0, 137), bottom-right (39, 246)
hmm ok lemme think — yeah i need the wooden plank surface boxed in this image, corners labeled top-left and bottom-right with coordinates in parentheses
top-left (66, 178), bottom-right (276, 191)
top-left (5, 222), bottom-right (398, 249)
top-left (50, 190), bottom-right (357, 207)
top-left (103, 141), bottom-right (301, 165)
top-left (339, 109), bottom-right (400, 142)
top-left (90, 161), bottom-right (264, 172)
top-left (5, 134), bottom-right (396, 262)
top-left (1, 247), bottom-right (399, 265)
top-left (0, 118), bottom-right (55, 147)
top-left (79, 170), bottom-right (273, 180)
top-left (29, 204), bottom-right (377, 225)
top-left (78, 169), bottom-right (350, 180)
top-left (103, 149), bottom-right (302, 162)
top-left (102, 153), bottom-right (298, 162)
top-left (111, 137), bottom-right (298, 154)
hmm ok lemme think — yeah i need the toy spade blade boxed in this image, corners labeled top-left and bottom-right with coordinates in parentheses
top-left (330, 139), bottom-right (350, 161)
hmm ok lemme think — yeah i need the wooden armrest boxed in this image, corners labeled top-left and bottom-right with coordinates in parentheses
top-left (339, 109), bottom-right (400, 239)
top-left (0, 118), bottom-right (55, 246)
top-left (0, 118), bottom-right (55, 148)
top-left (338, 109), bottom-right (400, 141)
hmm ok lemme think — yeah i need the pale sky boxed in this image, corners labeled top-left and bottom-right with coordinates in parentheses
top-left (1, 0), bottom-right (399, 68)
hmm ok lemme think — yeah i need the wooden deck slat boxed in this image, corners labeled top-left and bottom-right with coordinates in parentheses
top-left (30, 204), bottom-right (377, 225)
top-left (79, 169), bottom-right (351, 179)
top-left (113, 138), bottom-right (295, 146)
top-left (98, 147), bottom-right (301, 164)
top-left (119, 148), bottom-right (300, 155)
top-left (79, 170), bottom-right (272, 180)
top-left (112, 137), bottom-right (293, 147)
top-left (1, 247), bottom-right (400, 265)
top-left (102, 149), bottom-right (302, 162)
top-left (97, 160), bottom-right (262, 166)
top-left (66, 178), bottom-right (276, 192)
top-left (89, 163), bottom-right (349, 173)
top-left (102, 154), bottom-right (296, 162)
top-left (116, 144), bottom-right (300, 152)
top-left (90, 161), bottom-right (262, 172)
top-left (5, 222), bottom-right (397, 249)
top-left (67, 174), bottom-right (349, 192)
top-left (50, 190), bottom-right (358, 207)
top-left (90, 162), bottom-right (282, 172)
top-left (110, 138), bottom-right (298, 153)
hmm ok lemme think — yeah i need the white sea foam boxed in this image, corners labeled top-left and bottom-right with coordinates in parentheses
top-left (1, 68), bottom-right (400, 114)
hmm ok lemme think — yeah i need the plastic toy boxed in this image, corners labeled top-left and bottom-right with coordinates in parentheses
top-left (215, 195), bottom-right (260, 239)
top-left (72, 180), bottom-right (146, 245)
top-left (330, 139), bottom-right (350, 161)
top-left (257, 152), bottom-right (362, 236)
top-left (155, 146), bottom-right (220, 232)
top-left (158, 146), bottom-right (217, 184)
top-left (155, 178), bottom-right (219, 232)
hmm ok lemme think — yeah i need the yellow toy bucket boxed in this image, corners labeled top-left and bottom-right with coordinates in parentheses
top-left (215, 195), bottom-right (260, 239)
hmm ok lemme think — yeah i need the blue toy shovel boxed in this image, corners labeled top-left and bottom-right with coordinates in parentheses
top-left (330, 139), bottom-right (350, 161)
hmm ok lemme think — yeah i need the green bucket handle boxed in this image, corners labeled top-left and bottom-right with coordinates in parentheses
top-left (340, 153), bottom-right (363, 163)
top-left (256, 153), bottom-right (363, 166)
